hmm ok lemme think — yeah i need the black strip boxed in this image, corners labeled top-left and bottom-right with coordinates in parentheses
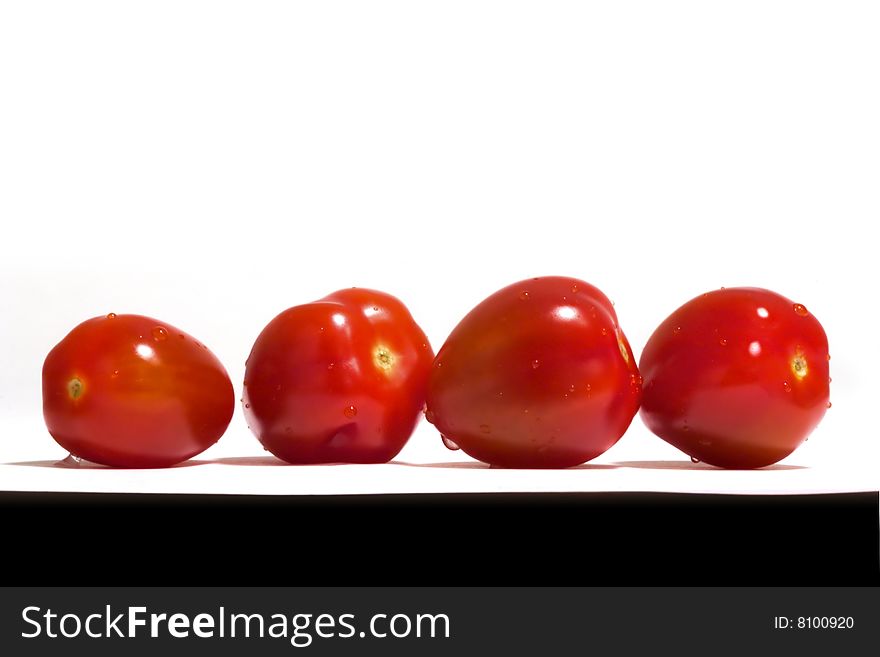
top-left (3, 491), bottom-right (877, 586)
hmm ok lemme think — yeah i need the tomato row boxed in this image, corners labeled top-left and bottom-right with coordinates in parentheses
top-left (42, 277), bottom-right (830, 470)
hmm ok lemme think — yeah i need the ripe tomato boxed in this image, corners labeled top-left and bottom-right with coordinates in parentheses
top-left (242, 288), bottom-right (433, 463)
top-left (639, 288), bottom-right (830, 468)
top-left (42, 314), bottom-right (235, 467)
top-left (425, 277), bottom-right (641, 468)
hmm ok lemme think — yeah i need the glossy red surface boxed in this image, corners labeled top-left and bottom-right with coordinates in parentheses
top-left (42, 314), bottom-right (234, 467)
top-left (426, 276), bottom-right (641, 468)
top-left (243, 288), bottom-right (433, 463)
top-left (639, 287), bottom-right (830, 468)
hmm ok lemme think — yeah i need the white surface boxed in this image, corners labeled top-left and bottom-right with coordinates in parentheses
top-left (1, 2), bottom-right (878, 496)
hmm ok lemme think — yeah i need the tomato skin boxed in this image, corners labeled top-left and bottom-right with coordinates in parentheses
top-left (426, 277), bottom-right (641, 468)
top-left (242, 288), bottom-right (433, 464)
top-left (42, 314), bottom-right (234, 468)
top-left (639, 288), bottom-right (830, 468)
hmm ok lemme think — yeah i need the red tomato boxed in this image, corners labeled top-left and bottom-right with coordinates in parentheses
top-left (42, 314), bottom-right (234, 467)
top-left (639, 288), bottom-right (830, 468)
top-left (425, 277), bottom-right (641, 468)
top-left (242, 288), bottom-right (433, 463)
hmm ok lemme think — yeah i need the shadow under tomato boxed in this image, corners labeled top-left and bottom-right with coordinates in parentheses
top-left (612, 459), bottom-right (806, 471)
top-left (5, 458), bottom-right (211, 469)
top-left (391, 461), bottom-right (618, 470)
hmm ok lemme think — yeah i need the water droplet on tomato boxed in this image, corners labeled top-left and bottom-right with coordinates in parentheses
top-left (327, 362), bottom-right (335, 370)
top-left (519, 291), bottom-right (530, 300)
top-left (441, 435), bottom-right (460, 450)
top-left (719, 338), bottom-right (728, 346)
top-left (600, 327), bottom-right (608, 336)
top-left (568, 384), bottom-right (576, 393)
top-left (631, 374), bottom-right (642, 386)
top-left (58, 454), bottom-right (84, 468)
top-left (690, 456), bottom-right (700, 464)
top-left (571, 283), bottom-right (579, 293)
top-left (672, 326), bottom-right (681, 335)
top-left (828, 376), bottom-right (832, 383)
top-left (826, 354), bottom-right (831, 361)
top-left (827, 401), bottom-right (832, 409)
top-left (178, 333), bottom-right (185, 339)
top-left (106, 313), bottom-right (117, 319)
top-left (531, 359), bottom-right (540, 369)
top-left (425, 409), bottom-right (436, 424)
top-left (152, 326), bottom-right (168, 341)
top-left (793, 303), bottom-right (809, 316)
top-left (783, 382), bottom-right (792, 392)
top-left (343, 405), bottom-right (358, 418)
top-left (479, 424), bottom-right (491, 434)
top-left (244, 403), bottom-right (250, 408)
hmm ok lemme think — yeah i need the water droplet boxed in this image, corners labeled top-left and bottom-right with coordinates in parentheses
top-left (441, 435), bottom-right (460, 451)
top-left (425, 409), bottom-right (436, 424)
top-left (631, 374), bottom-right (642, 386)
top-left (571, 284), bottom-right (579, 293)
top-left (152, 326), bottom-right (168, 341)
top-left (372, 306), bottom-right (379, 311)
top-left (59, 453), bottom-right (83, 467)
top-left (828, 376), bottom-right (832, 383)
top-left (327, 362), bottom-right (335, 370)
top-left (756, 307), bottom-right (769, 318)
top-left (600, 327), bottom-right (608, 336)
top-left (479, 424), bottom-right (491, 434)
top-left (275, 384), bottom-right (282, 391)
top-left (106, 312), bottom-right (117, 319)
top-left (586, 384), bottom-right (592, 397)
top-left (719, 338), bottom-right (728, 346)
top-left (826, 401), bottom-right (833, 409)
top-left (531, 359), bottom-right (540, 369)
top-left (523, 408), bottom-right (530, 414)
top-left (178, 333), bottom-right (185, 339)
top-left (111, 369), bottom-right (119, 378)
top-left (793, 303), bottom-right (809, 316)
top-left (519, 291), bottom-right (530, 300)
top-left (783, 382), bottom-right (791, 393)
top-left (690, 456), bottom-right (700, 464)
top-left (826, 354), bottom-right (831, 361)
top-left (568, 384), bottom-right (576, 393)
top-left (244, 403), bottom-right (251, 408)
top-left (672, 326), bottom-right (681, 335)
top-left (343, 405), bottom-right (358, 418)
top-left (435, 361), bottom-right (443, 368)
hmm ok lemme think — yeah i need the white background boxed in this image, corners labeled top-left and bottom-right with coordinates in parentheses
top-left (0, 1), bottom-right (877, 494)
